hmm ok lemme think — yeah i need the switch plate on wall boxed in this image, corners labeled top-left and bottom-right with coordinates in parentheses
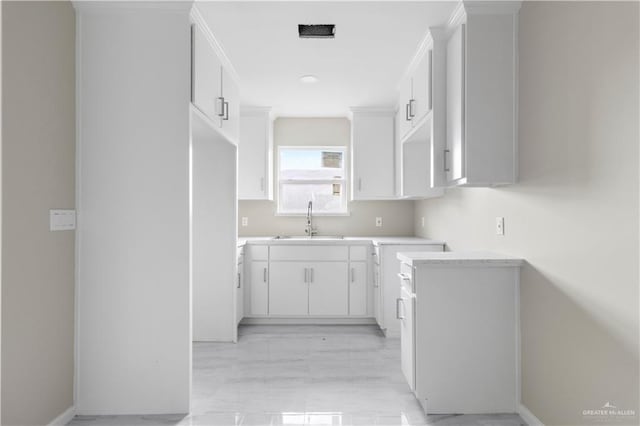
top-left (50, 209), bottom-right (76, 231)
top-left (241, 217), bottom-right (249, 227)
top-left (496, 217), bottom-right (504, 236)
top-left (375, 217), bottom-right (383, 227)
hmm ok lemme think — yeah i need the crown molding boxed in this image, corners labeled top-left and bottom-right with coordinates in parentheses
top-left (73, 1), bottom-right (193, 13)
top-left (190, 5), bottom-right (241, 85)
top-left (463, 1), bottom-right (522, 15)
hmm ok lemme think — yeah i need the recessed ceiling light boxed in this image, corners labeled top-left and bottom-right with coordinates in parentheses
top-left (300, 75), bottom-right (319, 83)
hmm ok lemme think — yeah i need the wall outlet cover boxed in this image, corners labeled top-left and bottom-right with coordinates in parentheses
top-left (375, 217), bottom-right (383, 227)
top-left (241, 217), bottom-right (249, 227)
top-left (496, 217), bottom-right (504, 236)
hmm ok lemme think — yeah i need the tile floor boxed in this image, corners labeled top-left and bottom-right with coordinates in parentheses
top-left (68, 325), bottom-right (526, 426)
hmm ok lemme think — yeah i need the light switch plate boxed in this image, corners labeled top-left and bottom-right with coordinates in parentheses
top-left (50, 209), bottom-right (76, 231)
top-left (241, 217), bottom-right (249, 227)
top-left (496, 217), bottom-right (504, 236)
top-left (421, 217), bottom-right (425, 228)
top-left (375, 217), bottom-right (383, 227)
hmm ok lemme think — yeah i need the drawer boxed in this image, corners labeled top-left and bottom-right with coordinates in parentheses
top-left (270, 245), bottom-right (348, 261)
top-left (246, 245), bottom-right (269, 261)
top-left (349, 245), bottom-right (369, 261)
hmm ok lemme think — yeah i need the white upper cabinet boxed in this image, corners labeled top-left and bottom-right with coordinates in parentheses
top-left (239, 107), bottom-right (273, 200)
top-left (190, 12), bottom-right (240, 144)
top-left (410, 49), bottom-right (432, 125)
top-left (395, 31), bottom-right (445, 199)
top-left (350, 108), bottom-right (396, 200)
top-left (220, 67), bottom-right (240, 143)
top-left (191, 24), bottom-right (222, 123)
top-left (444, 2), bottom-right (520, 186)
top-left (397, 46), bottom-right (433, 142)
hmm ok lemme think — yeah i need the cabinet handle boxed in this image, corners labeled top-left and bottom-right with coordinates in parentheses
top-left (216, 96), bottom-right (225, 117)
top-left (304, 268), bottom-right (308, 283)
top-left (310, 268), bottom-right (314, 283)
top-left (396, 298), bottom-right (405, 320)
top-left (237, 272), bottom-right (241, 289)
top-left (350, 267), bottom-right (355, 283)
top-left (398, 273), bottom-right (411, 281)
top-left (409, 99), bottom-right (416, 118)
top-left (444, 149), bottom-right (451, 172)
top-left (260, 177), bottom-right (264, 192)
top-left (428, 50), bottom-right (433, 111)
top-left (263, 267), bottom-right (267, 283)
top-left (223, 100), bottom-right (229, 121)
top-left (373, 271), bottom-right (379, 288)
top-left (358, 178), bottom-right (362, 192)
top-left (405, 103), bottom-right (411, 121)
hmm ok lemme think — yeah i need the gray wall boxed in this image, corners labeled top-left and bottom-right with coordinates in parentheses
top-left (415, 2), bottom-right (639, 424)
top-left (239, 117), bottom-right (415, 237)
top-left (1, 1), bottom-right (76, 425)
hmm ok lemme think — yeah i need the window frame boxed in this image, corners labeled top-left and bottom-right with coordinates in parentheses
top-left (276, 145), bottom-right (350, 216)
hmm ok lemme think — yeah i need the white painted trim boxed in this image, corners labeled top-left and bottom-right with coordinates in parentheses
top-left (47, 406), bottom-right (76, 426)
top-left (190, 5), bottom-right (241, 85)
top-left (241, 317), bottom-right (377, 325)
top-left (72, 1), bottom-right (193, 13)
top-left (73, 9), bottom-right (83, 411)
top-left (463, 1), bottom-right (522, 15)
top-left (350, 106), bottom-right (396, 116)
top-left (518, 403), bottom-right (545, 426)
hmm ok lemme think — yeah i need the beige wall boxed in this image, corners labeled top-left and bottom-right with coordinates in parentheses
top-left (2, 2), bottom-right (76, 425)
top-left (239, 117), bottom-right (415, 237)
top-left (415, 3), bottom-right (639, 425)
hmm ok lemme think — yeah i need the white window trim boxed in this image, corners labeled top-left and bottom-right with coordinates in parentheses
top-left (276, 145), bottom-right (349, 216)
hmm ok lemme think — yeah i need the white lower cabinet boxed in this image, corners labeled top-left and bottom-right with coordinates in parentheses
top-left (349, 262), bottom-right (368, 316)
top-left (398, 252), bottom-right (523, 414)
top-left (246, 261), bottom-right (269, 316)
top-left (269, 262), bottom-right (309, 316)
top-left (308, 262), bottom-right (349, 316)
top-left (399, 284), bottom-right (415, 391)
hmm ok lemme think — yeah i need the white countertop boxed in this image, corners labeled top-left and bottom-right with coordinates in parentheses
top-left (397, 251), bottom-right (524, 267)
top-left (237, 236), bottom-right (445, 247)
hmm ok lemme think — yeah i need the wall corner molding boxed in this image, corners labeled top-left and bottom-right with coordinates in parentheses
top-left (47, 406), bottom-right (76, 426)
top-left (518, 403), bottom-right (545, 426)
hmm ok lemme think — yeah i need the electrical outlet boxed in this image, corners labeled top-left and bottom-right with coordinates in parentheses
top-left (421, 217), bottom-right (425, 228)
top-left (241, 217), bottom-right (249, 227)
top-left (496, 217), bottom-right (504, 236)
top-left (375, 217), bottom-right (383, 227)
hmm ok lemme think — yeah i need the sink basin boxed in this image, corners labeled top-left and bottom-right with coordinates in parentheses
top-left (272, 235), bottom-right (344, 240)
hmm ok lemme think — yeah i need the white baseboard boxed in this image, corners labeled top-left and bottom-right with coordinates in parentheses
top-left (240, 317), bottom-right (377, 325)
top-left (519, 403), bottom-right (544, 426)
top-left (48, 406), bottom-right (75, 426)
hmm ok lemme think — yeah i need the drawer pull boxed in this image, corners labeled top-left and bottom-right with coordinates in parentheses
top-left (396, 298), bottom-right (405, 320)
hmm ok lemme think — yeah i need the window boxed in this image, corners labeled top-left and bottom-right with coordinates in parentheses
top-left (277, 146), bottom-right (348, 215)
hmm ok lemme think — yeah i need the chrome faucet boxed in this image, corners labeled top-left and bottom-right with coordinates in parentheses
top-left (305, 201), bottom-right (317, 237)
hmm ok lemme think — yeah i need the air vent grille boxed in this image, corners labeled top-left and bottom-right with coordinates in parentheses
top-left (298, 24), bottom-right (335, 39)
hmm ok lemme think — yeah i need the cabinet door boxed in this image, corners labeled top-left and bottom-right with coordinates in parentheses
top-left (308, 262), bottom-right (348, 316)
top-left (236, 263), bottom-right (243, 324)
top-left (411, 49), bottom-right (432, 125)
top-left (220, 66), bottom-right (240, 143)
top-left (239, 112), bottom-right (270, 200)
top-left (446, 24), bottom-right (466, 183)
top-left (349, 262), bottom-right (368, 316)
top-left (397, 77), bottom-right (414, 141)
top-left (269, 262), bottom-right (308, 315)
top-left (400, 285), bottom-right (415, 391)
top-left (351, 112), bottom-right (395, 200)
top-left (191, 25), bottom-right (222, 123)
top-left (373, 264), bottom-right (383, 328)
top-left (246, 261), bottom-right (269, 316)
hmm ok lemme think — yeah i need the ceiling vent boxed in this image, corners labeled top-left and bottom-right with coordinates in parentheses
top-left (298, 24), bottom-right (335, 39)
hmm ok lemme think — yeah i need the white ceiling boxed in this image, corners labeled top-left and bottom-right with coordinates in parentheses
top-left (196, 1), bottom-right (457, 117)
